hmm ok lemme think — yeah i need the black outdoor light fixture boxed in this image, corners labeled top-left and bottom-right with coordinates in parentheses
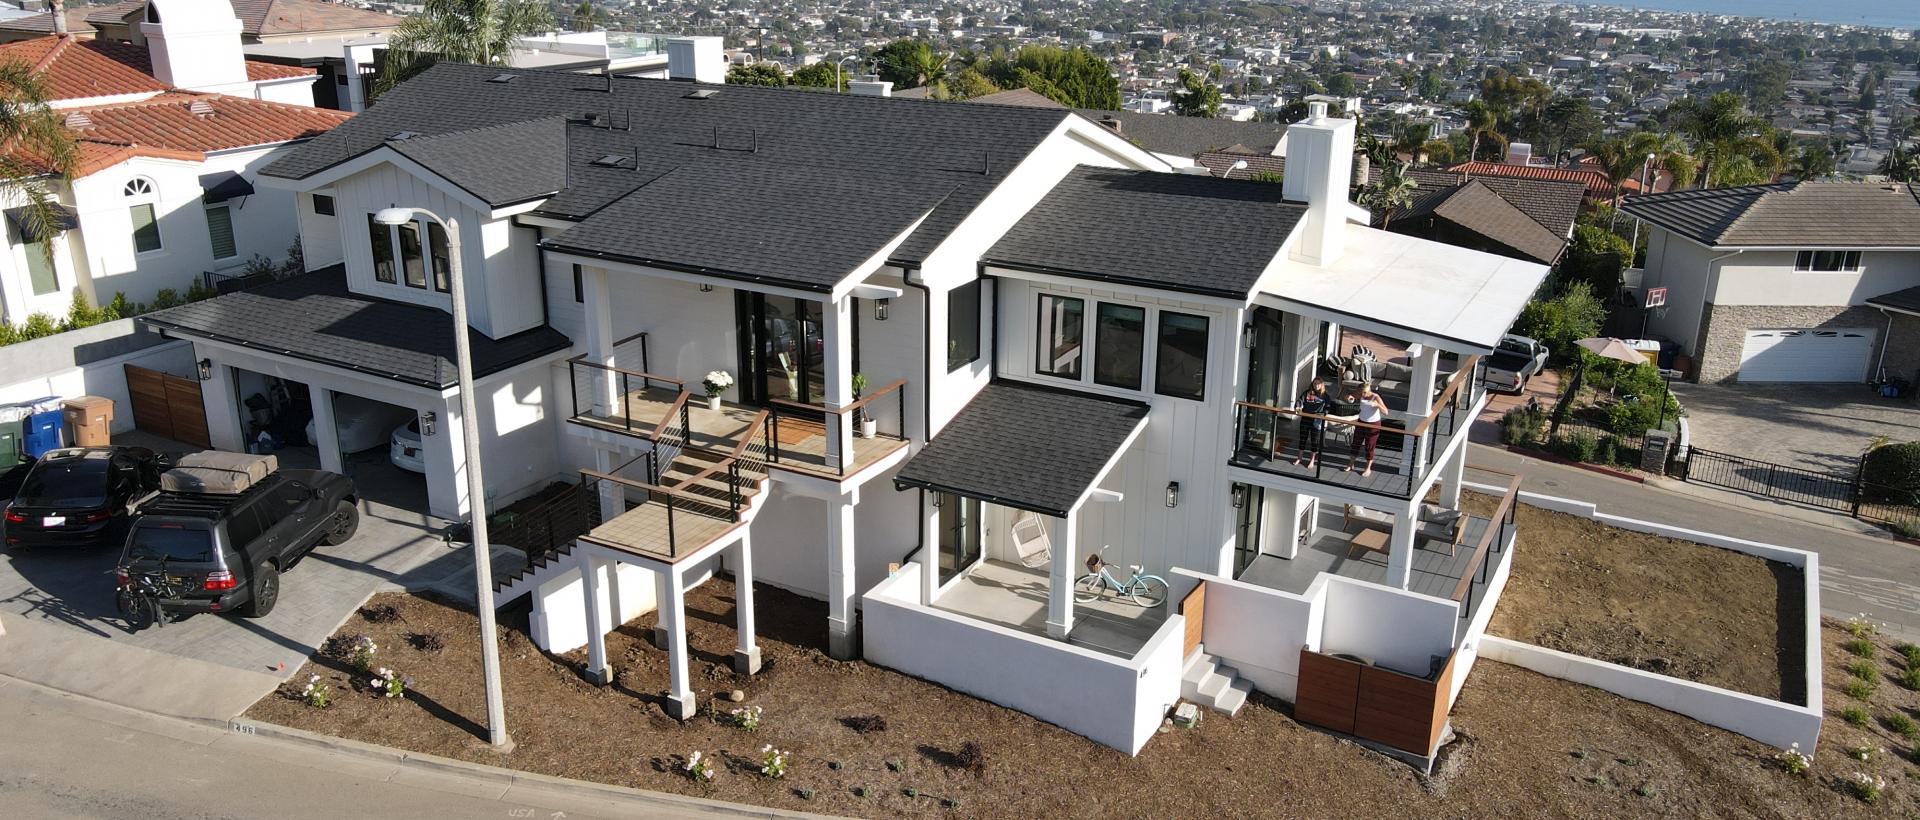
top-left (1231, 484), bottom-right (1245, 509)
top-left (700, 283), bottom-right (714, 293)
top-left (1165, 481), bottom-right (1181, 508)
top-left (875, 297), bottom-right (890, 321)
top-left (422, 411), bottom-right (437, 436)
top-left (195, 358), bottom-right (212, 381)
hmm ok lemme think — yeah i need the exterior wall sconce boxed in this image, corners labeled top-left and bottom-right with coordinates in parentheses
top-left (196, 358), bottom-right (212, 381)
top-left (1231, 483), bottom-right (1245, 508)
top-left (699, 283), bottom-right (714, 293)
top-left (1243, 322), bottom-right (1255, 349)
top-left (875, 298), bottom-right (890, 321)
top-left (931, 492), bottom-right (942, 508)
top-left (1165, 481), bottom-right (1180, 508)
top-left (422, 411), bottom-right (437, 436)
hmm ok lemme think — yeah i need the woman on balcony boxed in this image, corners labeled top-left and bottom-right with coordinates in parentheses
top-left (1345, 383), bottom-right (1390, 478)
top-left (1290, 379), bottom-right (1330, 469)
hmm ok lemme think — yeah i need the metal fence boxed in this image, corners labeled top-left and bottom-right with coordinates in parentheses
top-left (1677, 446), bottom-right (1860, 513)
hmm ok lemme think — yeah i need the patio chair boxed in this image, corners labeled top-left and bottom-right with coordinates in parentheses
top-left (1011, 511), bottom-right (1051, 568)
top-left (1416, 503), bottom-right (1466, 556)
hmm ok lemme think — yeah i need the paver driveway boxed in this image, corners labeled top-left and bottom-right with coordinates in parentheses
top-left (1672, 382), bottom-right (1920, 474)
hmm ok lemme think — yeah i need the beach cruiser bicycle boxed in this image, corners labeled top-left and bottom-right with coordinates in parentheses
top-left (1073, 547), bottom-right (1169, 608)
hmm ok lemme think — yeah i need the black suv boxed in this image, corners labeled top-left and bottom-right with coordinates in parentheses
top-left (4, 447), bottom-right (163, 550)
top-left (118, 467), bottom-right (358, 618)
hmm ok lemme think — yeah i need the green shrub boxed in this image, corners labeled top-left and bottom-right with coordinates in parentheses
top-left (148, 288), bottom-right (181, 311)
top-left (1898, 643), bottom-right (1920, 668)
top-left (1843, 678), bottom-right (1876, 700)
top-left (1512, 281), bottom-right (1605, 366)
top-left (1845, 637), bottom-right (1876, 659)
top-left (1847, 659), bottom-right (1880, 681)
top-left (1500, 405), bottom-right (1546, 446)
top-left (1861, 441), bottom-right (1920, 503)
top-left (1550, 432), bottom-right (1600, 463)
top-left (1841, 705), bottom-right (1870, 726)
top-left (1594, 435), bottom-right (1619, 466)
top-left (1884, 713), bottom-right (1917, 738)
top-left (1899, 665), bottom-right (1920, 691)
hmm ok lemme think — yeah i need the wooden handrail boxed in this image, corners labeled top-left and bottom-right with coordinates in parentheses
top-left (676, 409), bottom-right (769, 489)
top-left (581, 468), bottom-right (724, 509)
top-left (1240, 353), bottom-right (1484, 439)
top-left (1450, 472), bottom-right (1523, 602)
top-left (1233, 399), bottom-right (1400, 433)
top-left (766, 379), bottom-right (908, 417)
top-left (566, 352), bottom-right (684, 388)
top-left (650, 390), bottom-right (692, 440)
top-left (1408, 355), bottom-right (1481, 437)
top-left (612, 330), bottom-right (649, 348)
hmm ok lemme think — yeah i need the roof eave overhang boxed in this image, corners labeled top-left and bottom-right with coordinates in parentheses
top-left (1253, 291), bottom-right (1500, 356)
top-left (255, 145), bottom-right (552, 218)
top-left (541, 248), bottom-right (833, 301)
top-left (980, 258), bottom-right (1251, 307)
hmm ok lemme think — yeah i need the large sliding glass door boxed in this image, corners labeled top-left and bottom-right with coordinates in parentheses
top-left (1241, 307), bottom-right (1286, 451)
top-left (1232, 483), bottom-right (1264, 576)
top-left (937, 493), bottom-right (982, 585)
top-left (736, 293), bottom-right (827, 406)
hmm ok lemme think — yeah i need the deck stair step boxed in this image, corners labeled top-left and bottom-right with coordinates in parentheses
top-left (1181, 648), bottom-right (1252, 716)
top-left (494, 539), bottom-right (577, 600)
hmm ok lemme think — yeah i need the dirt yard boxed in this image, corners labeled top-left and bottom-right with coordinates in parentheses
top-left (1479, 495), bottom-right (1803, 702)
top-left (248, 577), bottom-right (1891, 817)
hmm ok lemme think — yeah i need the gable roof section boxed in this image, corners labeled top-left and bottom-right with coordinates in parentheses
top-left (894, 380), bottom-right (1148, 518)
top-left (1622, 181), bottom-right (1920, 248)
top-left (65, 92), bottom-right (349, 173)
top-left (263, 63), bottom-right (1074, 268)
top-left (1074, 108), bottom-right (1287, 157)
top-left (1427, 180), bottom-right (1569, 264)
top-left (140, 266), bottom-right (571, 389)
top-left (1867, 284), bottom-right (1920, 316)
top-left (546, 158), bottom-right (955, 292)
top-left (1446, 161), bottom-right (1615, 198)
top-left (386, 117), bottom-right (570, 207)
top-left (0, 36), bottom-right (314, 104)
top-left (986, 165), bottom-right (1306, 298)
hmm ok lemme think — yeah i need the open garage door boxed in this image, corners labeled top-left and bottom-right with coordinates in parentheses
top-left (1737, 328), bottom-right (1873, 383)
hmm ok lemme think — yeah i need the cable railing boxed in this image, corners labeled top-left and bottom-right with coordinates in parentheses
top-left (764, 379), bottom-right (908, 477)
top-left (1454, 468), bottom-right (1521, 622)
top-left (566, 332), bottom-right (682, 434)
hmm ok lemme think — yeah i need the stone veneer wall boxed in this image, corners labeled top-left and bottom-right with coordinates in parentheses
top-left (1882, 312), bottom-right (1920, 389)
top-left (1694, 303), bottom-right (1886, 383)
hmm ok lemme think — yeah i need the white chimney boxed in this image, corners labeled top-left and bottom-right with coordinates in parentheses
top-left (666, 36), bottom-right (725, 84)
top-left (1505, 142), bottom-right (1534, 166)
top-left (848, 77), bottom-right (893, 97)
top-left (139, 0), bottom-right (249, 93)
top-left (1283, 100), bottom-right (1356, 268)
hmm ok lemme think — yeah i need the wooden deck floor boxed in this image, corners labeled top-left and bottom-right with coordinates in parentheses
top-left (581, 500), bottom-right (743, 563)
top-left (572, 386), bottom-right (907, 479)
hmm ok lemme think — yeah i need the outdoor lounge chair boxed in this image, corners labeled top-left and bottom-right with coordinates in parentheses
top-left (1343, 503), bottom-right (1467, 556)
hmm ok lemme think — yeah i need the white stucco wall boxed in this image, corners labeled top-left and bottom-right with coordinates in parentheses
top-left (1641, 229), bottom-right (1713, 350)
top-left (1711, 249), bottom-right (1920, 307)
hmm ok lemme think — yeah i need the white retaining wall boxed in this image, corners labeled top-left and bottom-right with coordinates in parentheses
top-left (863, 562), bottom-right (1186, 755)
top-left (1463, 481), bottom-right (1825, 753)
top-left (530, 558), bottom-right (661, 654)
top-left (1173, 568), bottom-right (1319, 701)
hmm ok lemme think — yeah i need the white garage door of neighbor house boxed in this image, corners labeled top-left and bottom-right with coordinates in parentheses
top-left (1737, 328), bottom-right (1873, 382)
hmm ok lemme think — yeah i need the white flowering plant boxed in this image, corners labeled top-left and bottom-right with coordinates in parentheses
top-left (702, 370), bottom-right (735, 399)
top-left (730, 704), bottom-right (762, 731)
top-left (1848, 745), bottom-right (1878, 762)
top-left (298, 674), bottom-right (332, 709)
top-left (348, 636), bottom-right (378, 673)
top-left (1776, 743), bottom-right (1810, 775)
top-left (368, 667), bottom-right (408, 699)
top-left (1845, 613), bottom-right (1880, 638)
top-left (760, 745), bottom-right (788, 779)
top-left (1845, 771), bottom-right (1886, 803)
top-left (684, 750), bottom-right (717, 782)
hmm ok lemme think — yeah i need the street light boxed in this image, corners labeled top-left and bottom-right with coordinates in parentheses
top-left (372, 205), bottom-right (510, 750)
top-left (835, 54), bottom-right (865, 93)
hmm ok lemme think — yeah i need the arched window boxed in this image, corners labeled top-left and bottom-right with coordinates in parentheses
top-left (125, 177), bottom-right (161, 253)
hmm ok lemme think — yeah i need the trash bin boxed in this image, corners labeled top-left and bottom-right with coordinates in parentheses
top-left (62, 396), bottom-right (113, 447)
top-left (0, 408), bottom-right (25, 465)
top-left (22, 408), bottom-right (64, 458)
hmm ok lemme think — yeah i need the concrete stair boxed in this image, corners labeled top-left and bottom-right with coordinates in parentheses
top-left (1182, 648), bottom-right (1253, 716)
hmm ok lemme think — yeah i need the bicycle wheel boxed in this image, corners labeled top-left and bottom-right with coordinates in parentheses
top-left (1129, 576), bottom-right (1169, 608)
top-left (117, 589), bottom-right (154, 631)
top-left (1073, 574), bottom-right (1107, 603)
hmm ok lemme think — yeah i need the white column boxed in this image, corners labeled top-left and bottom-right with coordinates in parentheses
top-left (1438, 441), bottom-right (1467, 509)
top-left (1385, 502), bottom-right (1418, 590)
top-left (202, 361), bottom-right (245, 452)
top-left (920, 493), bottom-right (941, 606)
top-left (421, 397), bottom-right (466, 520)
top-left (661, 566), bottom-right (695, 720)
top-left (820, 295), bottom-right (855, 470)
top-left (1046, 508), bottom-right (1078, 640)
top-left (593, 447), bottom-right (623, 522)
top-left (732, 533), bottom-right (760, 674)
top-left (576, 549), bottom-right (610, 686)
top-left (651, 558), bottom-right (670, 649)
top-left (1401, 347), bottom-right (1440, 470)
top-left (825, 492), bottom-right (858, 659)
top-left (1267, 490), bottom-right (1302, 560)
top-left (579, 265), bottom-right (618, 413)
top-left (307, 387), bottom-right (344, 474)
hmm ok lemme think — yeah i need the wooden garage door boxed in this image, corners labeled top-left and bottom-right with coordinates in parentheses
top-left (125, 364), bottom-right (210, 448)
top-left (1737, 328), bottom-right (1872, 383)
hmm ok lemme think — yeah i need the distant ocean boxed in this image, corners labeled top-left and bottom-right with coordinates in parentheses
top-left (1564, 0), bottom-right (1920, 30)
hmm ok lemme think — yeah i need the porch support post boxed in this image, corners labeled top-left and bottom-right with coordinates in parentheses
top-left (1402, 346), bottom-right (1440, 469)
top-left (1267, 491), bottom-right (1302, 560)
top-left (594, 447), bottom-right (623, 523)
top-left (1046, 508), bottom-right (1078, 640)
top-left (920, 492), bottom-right (940, 606)
top-left (307, 387), bottom-right (344, 474)
top-left (826, 491), bottom-right (859, 659)
top-left (820, 294), bottom-right (855, 470)
top-left (731, 532), bottom-right (760, 675)
top-left (579, 265), bottom-right (618, 413)
top-left (576, 548), bottom-right (610, 686)
top-left (661, 565), bottom-right (696, 720)
top-left (1438, 441), bottom-right (1467, 509)
top-left (1385, 501), bottom-right (1418, 590)
top-left (651, 558), bottom-right (669, 649)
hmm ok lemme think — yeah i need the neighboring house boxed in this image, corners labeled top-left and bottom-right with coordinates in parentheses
top-left (1198, 152), bottom-right (1587, 265)
top-left (0, 6), bottom-right (349, 324)
top-left (143, 66), bottom-right (1546, 763)
top-left (1621, 182), bottom-right (1920, 384)
top-left (1446, 160), bottom-right (1620, 202)
top-left (1073, 107), bottom-right (1290, 167)
top-left (81, 0), bottom-right (402, 45)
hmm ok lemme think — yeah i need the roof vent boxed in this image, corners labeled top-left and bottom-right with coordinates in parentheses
top-left (188, 99), bottom-right (215, 117)
top-left (387, 130), bottom-right (418, 141)
top-left (63, 111), bottom-right (92, 129)
top-left (487, 73), bottom-right (518, 83)
top-left (590, 154), bottom-right (630, 168)
top-left (683, 88), bottom-right (718, 100)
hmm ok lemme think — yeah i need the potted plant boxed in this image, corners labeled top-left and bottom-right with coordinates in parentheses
top-left (851, 372), bottom-right (877, 438)
top-left (702, 370), bottom-right (733, 411)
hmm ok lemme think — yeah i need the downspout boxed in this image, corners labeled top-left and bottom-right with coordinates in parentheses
top-left (1695, 248), bottom-right (1745, 376)
top-left (533, 226), bottom-right (552, 330)
top-left (1873, 306), bottom-right (1896, 384)
top-left (903, 264), bottom-right (933, 565)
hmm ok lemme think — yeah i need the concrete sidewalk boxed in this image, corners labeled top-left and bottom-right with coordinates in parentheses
top-left (1472, 443), bottom-right (1920, 640)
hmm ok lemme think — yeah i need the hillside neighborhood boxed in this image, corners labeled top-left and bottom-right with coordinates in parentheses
top-left (0, 0), bottom-right (1916, 818)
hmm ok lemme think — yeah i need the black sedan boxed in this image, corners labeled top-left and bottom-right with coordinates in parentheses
top-left (3, 446), bottom-right (162, 550)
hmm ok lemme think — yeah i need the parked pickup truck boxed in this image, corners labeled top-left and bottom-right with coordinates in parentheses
top-left (1485, 335), bottom-right (1549, 393)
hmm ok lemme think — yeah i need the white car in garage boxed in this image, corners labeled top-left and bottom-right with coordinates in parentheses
top-left (389, 418), bottom-right (426, 473)
top-left (307, 396), bottom-right (415, 453)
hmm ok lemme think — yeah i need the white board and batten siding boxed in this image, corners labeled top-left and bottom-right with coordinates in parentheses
top-left (989, 276), bottom-right (1242, 581)
top-left (1737, 328), bottom-right (1874, 383)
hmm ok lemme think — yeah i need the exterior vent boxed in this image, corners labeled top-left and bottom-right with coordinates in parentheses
top-left (387, 130), bottom-right (418, 141)
top-left (590, 154), bottom-right (630, 168)
top-left (487, 73), bottom-right (517, 83)
top-left (683, 88), bottom-right (718, 100)
top-left (188, 99), bottom-right (215, 117)
top-left (63, 111), bottom-right (92, 129)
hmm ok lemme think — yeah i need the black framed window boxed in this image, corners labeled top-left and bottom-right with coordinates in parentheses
top-left (1794, 250), bottom-right (1861, 272)
top-left (1154, 311), bottom-right (1209, 400)
top-left (1093, 302), bottom-right (1146, 389)
top-left (937, 493), bottom-right (981, 586)
top-left (398, 221), bottom-right (426, 288)
top-left (428, 221), bottom-right (451, 293)
top-left (367, 214), bottom-right (395, 283)
top-left (947, 280), bottom-right (981, 372)
top-left (572, 264), bottom-right (584, 302)
top-left (311, 194), bottom-right (335, 216)
top-left (1035, 293), bottom-right (1084, 379)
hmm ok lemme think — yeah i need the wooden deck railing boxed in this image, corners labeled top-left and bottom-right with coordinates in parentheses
top-left (1452, 469), bottom-right (1522, 616)
top-left (765, 379), bottom-right (908, 476)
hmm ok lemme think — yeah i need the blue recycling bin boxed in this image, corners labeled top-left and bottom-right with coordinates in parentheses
top-left (22, 409), bottom-right (64, 458)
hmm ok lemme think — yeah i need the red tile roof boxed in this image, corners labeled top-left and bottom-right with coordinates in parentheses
top-left (1447, 161), bottom-right (1617, 198)
top-left (60, 92), bottom-right (351, 176)
top-left (0, 36), bottom-right (315, 102)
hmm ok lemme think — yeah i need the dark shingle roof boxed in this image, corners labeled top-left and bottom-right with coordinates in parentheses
top-left (545, 158), bottom-right (955, 291)
top-left (139, 267), bottom-right (571, 389)
top-left (984, 166), bottom-right (1306, 298)
top-left (1427, 180), bottom-right (1568, 264)
top-left (1073, 109), bottom-right (1288, 157)
top-left (1622, 182), bottom-right (1920, 247)
top-left (894, 381), bottom-right (1148, 518)
top-left (262, 63), bottom-right (1070, 275)
top-left (385, 117), bottom-right (569, 207)
top-left (1867, 284), bottom-right (1920, 315)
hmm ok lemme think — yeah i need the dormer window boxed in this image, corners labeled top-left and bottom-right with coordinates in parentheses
top-left (366, 213), bottom-right (451, 294)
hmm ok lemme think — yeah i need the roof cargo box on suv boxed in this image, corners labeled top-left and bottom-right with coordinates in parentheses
top-left (159, 451), bottom-right (278, 494)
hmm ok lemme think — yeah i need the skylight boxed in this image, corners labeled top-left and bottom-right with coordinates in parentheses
top-left (487, 73), bottom-right (518, 83)
top-left (683, 89), bottom-right (718, 100)
top-left (590, 154), bottom-right (631, 168)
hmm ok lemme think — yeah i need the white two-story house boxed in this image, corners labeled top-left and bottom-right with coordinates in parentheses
top-left (1622, 182), bottom-right (1920, 384)
top-left (141, 63), bottom-right (1545, 764)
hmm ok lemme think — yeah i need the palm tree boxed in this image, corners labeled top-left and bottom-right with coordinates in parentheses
top-left (1681, 92), bottom-right (1780, 188)
top-left (1790, 142), bottom-right (1837, 180)
top-left (1584, 138), bottom-right (1641, 208)
top-left (1360, 160), bottom-right (1419, 229)
top-left (1462, 100), bottom-right (1498, 162)
top-left (0, 61), bottom-right (78, 262)
top-left (1626, 130), bottom-right (1696, 190)
top-left (378, 0), bottom-right (555, 94)
top-left (1881, 144), bottom-right (1920, 183)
